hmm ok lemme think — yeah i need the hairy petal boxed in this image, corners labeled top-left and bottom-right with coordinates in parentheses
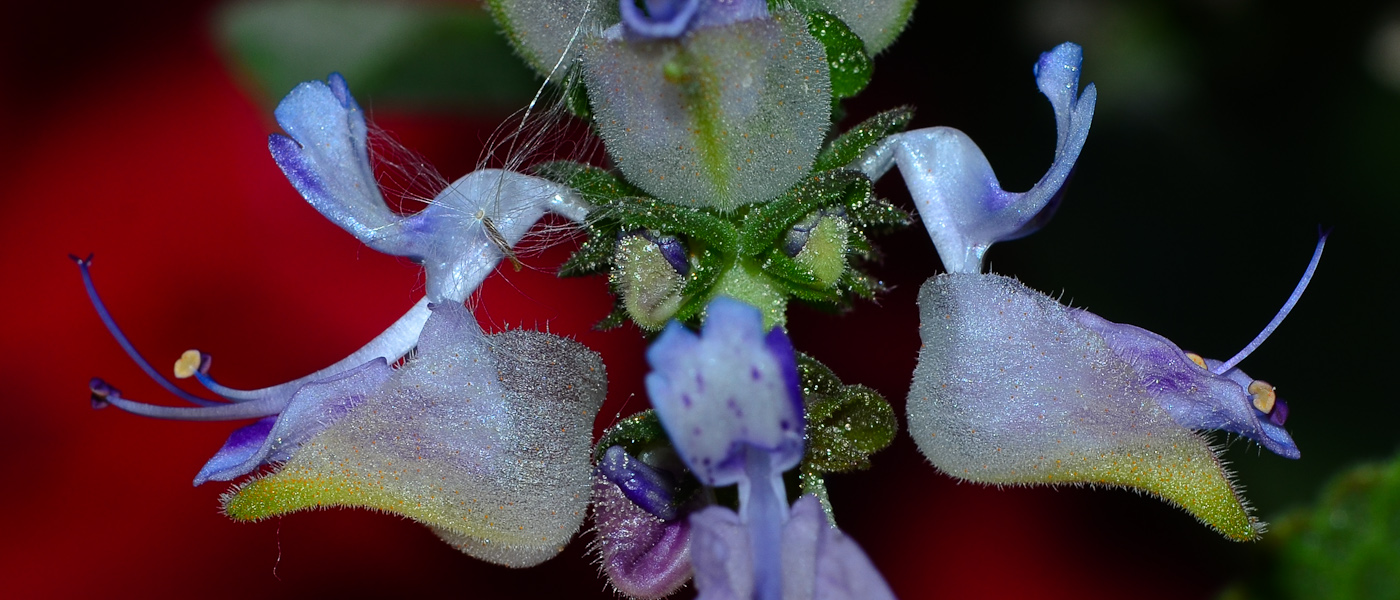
top-left (584, 12), bottom-right (829, 210)
top-left (907, 273), bottom-right (1261, 541)
top-left (1071, 311), bottom-right (1299, 459)
top-left (194, 358), bottom-right (393, 485)
top-left (222, 303), bottom-right (607, 566)
top-left (592, 473), bottom-right (694, 599)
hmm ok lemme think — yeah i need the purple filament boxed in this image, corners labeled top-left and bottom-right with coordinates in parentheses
top-left (71, 254), bottom-right (224, 407)
top-left (1214, 234), bottom-right (1327, 374)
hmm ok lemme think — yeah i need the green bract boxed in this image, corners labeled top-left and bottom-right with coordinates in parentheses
top-left (539, 107), bottom-right (911, 333)
top-left (486, 0), bottom-right (618, 79)
top-left (582, 12), bottom-right (831, 211)
top-left (784, 0), bottom-right (917, 54)
top-left (803, 11), bottom-right (872, 101)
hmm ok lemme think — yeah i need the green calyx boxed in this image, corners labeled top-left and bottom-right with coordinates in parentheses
top-left (539, 106), bottom-right (913, 333)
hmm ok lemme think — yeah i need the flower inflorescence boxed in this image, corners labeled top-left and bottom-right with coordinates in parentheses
top-left (73, 1), bottom-right (1324, 597)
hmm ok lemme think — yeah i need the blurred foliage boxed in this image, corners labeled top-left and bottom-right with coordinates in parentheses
top-left (215, 0), bottom-right (537, 111)
top-left (1220, 450), bottom-right (1400, 600)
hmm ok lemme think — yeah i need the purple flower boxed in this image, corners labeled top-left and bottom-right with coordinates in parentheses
top-left (80, 257), bottom-right (607, 564)
top-left (906, 237), bottom-right (1325, 540)
top-left (268, 73), bottom-right (591, 304)
top-left (639, 297), bottom-right (893, 599)
top-left (75, 74), bottom-right (611, 566)
top-left (859, 42), bottom-right (1097, 273)
top-left (75, 253), bottom-right (422, 485)
top-left (592, 469), bottom-right (695, 599)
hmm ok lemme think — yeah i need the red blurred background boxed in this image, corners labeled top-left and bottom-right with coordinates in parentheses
top-left (2, 1), bottom-right (1392, 598)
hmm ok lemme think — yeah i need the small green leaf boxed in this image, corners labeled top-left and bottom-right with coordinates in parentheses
top-left (799, 464), bottom-right (837, 524)
top-left (785, 0), bottom-right (917, 54)
top-left (804, 11), bottom-right (872, 100)
top-left (812, 107), bottom-right (914, 172)
top-left (739, 171), bottom-right (869, 257)
top-left (594, 302), bottom-right (630, 331)
top-left (614, 198), bottom-right (739, 251)
top-left (559, 226), bottom-right (619, 277)
top-left (844, 192), bottom-right (911, 230)
top-left (594, 410), bottom-right (669, 462)
top-left (797, 354), bottom-right (897, 474)
top-left (532, 161), bottom-right (646, 206)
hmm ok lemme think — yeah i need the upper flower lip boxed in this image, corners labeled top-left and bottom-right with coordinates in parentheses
top-left (269, 73), bottom-right (592, 304)
top-left (858, 42), bottom-right (1097, 273)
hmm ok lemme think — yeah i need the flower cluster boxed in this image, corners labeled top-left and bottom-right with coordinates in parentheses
top-left (75, 0), bottom-right (1324, 596)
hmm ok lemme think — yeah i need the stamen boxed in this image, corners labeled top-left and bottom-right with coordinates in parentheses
top-left (1185, 352), bottom-right (1208, 370)
top-left (173, 350), bottom-right (208, 379)
top-left (189, 296), bottom-right (431, 403)
top-left (1248, 380), bottom-right (1276, 414)
top-left (87, 376), bottom-right (283, 421)
top-left (89, 377), bottom-right (118, 409)
top-left (1213, 234), bottom-right (1327, 374)
top-left (70, 254), bottom-right (224, 407)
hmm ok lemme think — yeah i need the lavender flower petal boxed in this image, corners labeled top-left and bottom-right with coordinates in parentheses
top-left (908, 272), bottom-right (1263, 540)
top-left (269, 74), bottom-right (591, 303)
top-left (781, 495), bottom-right (895, 600)
top-left (862, 42), bottom-right (1096, 272)
top-left (593, 473), bottom-right (694, 599)
top-left (644, 297), bottom-right (805, 490)
top-left (1071, 311), bottom-right (1300, 459)
top-left (689, 496), bottom-right (896, 600)
top-left (193, 358), bottom-right (393, 484)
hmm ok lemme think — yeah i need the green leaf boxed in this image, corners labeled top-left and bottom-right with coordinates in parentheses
top-left (532, 161), bottom-right (645, 206)
top-left (784, 0), bottom-right (918, 54)
top-left (485, 0), bottom-right (619, 81)
top-left (739, 170), bottom-right (869, 257)
top-left (812, 107), bottom-right (914, 172)
top-left (594, 302), bottom-right (629, 331)
top-left (844, 192), bottom-right (911, 230)
top-left (217, 0), bottom-right (538, 111)
top-left (594, 410), bottom-right (669, 462)
top-left (799, 464), bottom-right (837, 524)
top-left (614, 199), bottom-right (739, 251)
top-left (804, 11), bottom-right (872, 100)
top-left (1225, 452), bottom-right (1400, 600)
top-left (558, 225), bottom-right (618, 277)
top-left (797, 354), bottom-right (897, 473)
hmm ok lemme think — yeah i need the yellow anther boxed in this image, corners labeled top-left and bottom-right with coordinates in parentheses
top-left (173, 350), bottom-right (202, 379)
top-left (1185, 352), bottom-right (1208, 370)
top-left (1248, 380), bottom-right (1276, 414)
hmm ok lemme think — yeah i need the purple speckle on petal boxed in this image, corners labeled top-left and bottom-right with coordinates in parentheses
top-left (726, 397), bottom-right (743, 418)
top-left (682, 393), bottom-right (692, 407)
top-left (751, 367), bottom-right (762, 381)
